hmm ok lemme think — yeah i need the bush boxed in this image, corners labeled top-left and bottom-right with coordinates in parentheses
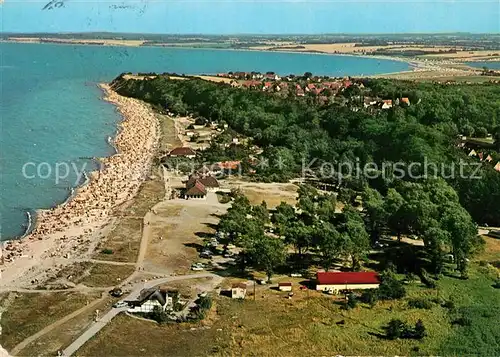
top-left (492, 280), bottom-right (500, 289)
top-left (405, 272), bottom-right (419, 284)
top-left (419, 269), bottom-right (437, 288)
top-left (384, 318), bottom-right (427, 340)
top-left (217, 194), bottom-right (231, 204)
top-left (346, 293), bottom-right (358, 309)
top-left (101, 248), bottom-right (113, 255)
top-left (149, 305), bottom-right (169, 324)
top-left (414, 319), bottom-right (426, 339)
top-left (384, 319), bottom-right (407, 340)
top-left (442, 299), bottom-right (456, 309)
top-left (198, 295), bottom-right (213, 310)
top-left (475, 127), bottom-right (488, 138)
top-left (378, 270), bottom-right (406, 300)
top-left (360, 289), bottom-right (378, 306)
top-left (408, 298), bottom-right (434, 310)
top-left (453, 316), bottom-right (472, 326)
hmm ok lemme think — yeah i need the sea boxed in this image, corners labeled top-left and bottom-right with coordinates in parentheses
top-left (467, 61), bottom-right (500, 70)
top-left (0, 42), bottom-right (410, 240)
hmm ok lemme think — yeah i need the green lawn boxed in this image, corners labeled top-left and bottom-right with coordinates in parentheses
top-left (0, 292), bottom-right (100, 351)
top-left (76, 236), bottom-right (500, 356)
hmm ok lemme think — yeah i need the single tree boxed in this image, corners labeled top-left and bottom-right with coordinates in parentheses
top-left (378, 269), bottom-right (406, 300)
top-left (315, 222), bottom-right (341, 270)
top-left (414, 319), bottom-right (426, 339)
top-left (248, 235), bottom-right (287, 282)
top-left (384, 319), bottom-right (407, 340)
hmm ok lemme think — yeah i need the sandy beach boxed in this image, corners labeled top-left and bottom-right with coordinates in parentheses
top-left (0, 85), bottom-right (159, 287)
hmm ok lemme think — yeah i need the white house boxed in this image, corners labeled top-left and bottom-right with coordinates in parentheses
top-left (127, 288), bottom-right (177, 313)
top-left (231, 283), bottom-right (247, 299)
top-left (381, 100), bottom-right (393, 109)
top-left (315, 272), bottom-right (380, 294)
top-left (278, 282), bottom-right (292, 292)
top-left (468, 149), bottom-right (477, 157)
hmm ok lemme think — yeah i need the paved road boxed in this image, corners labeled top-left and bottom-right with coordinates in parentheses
top-left (62, 272), bottom-right (218, 357)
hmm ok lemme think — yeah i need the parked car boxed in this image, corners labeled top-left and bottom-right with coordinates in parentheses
top-left (113, 301), bottom-right (128, 308)
top-left (200, 250), bottom-right (213, 259)
top-left (374, 241), bottom-right (388, 248)
top-left (191, 263), bottom-right (204, 271)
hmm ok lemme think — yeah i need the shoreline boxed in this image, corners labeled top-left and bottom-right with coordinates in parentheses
top-left (5, 38), bottom-right (500, 63)
top-left (4, 39), bottom-right (491, 78)
top-left (1, 40), bottom-right (425, 76)
top-left (0, 84), bottom-right (159, 287)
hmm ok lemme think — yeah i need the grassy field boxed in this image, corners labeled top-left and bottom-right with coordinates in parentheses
top-left (56, 262), bottom-right (134, 287)
top-left (16, 296), bottom-right (115, 357)
top-left (122, 174), bottom-right (165, 217)
top-left (224, 181), bottom-right (298, 208)
top-left (94, 174), bottom-right (165, 263)
top-left (94, 217), bottom-right (143, 262)
top-left (0, 291), bottom-right (100, 351)
top-left (158, 114), bottom-right (183, 152)
top-left (76, 237), bottom-right (500, 356)
top-left (43, 262), bottom-right (134, 288)
top-left (418, 75), bottom-right (500, 83)
top-left (76, 313), bottom-right (231, 357)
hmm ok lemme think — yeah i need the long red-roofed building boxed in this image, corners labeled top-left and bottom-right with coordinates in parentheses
top-left (315, 271), bottom-right (380, 293)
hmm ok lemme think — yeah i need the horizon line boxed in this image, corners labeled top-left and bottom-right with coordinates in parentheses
top-left (3, 31), bottom-right (500, 36)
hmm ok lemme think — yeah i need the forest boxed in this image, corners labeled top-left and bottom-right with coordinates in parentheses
top-left (216, 180), bottom-right (480, 285)
top-left (111, 74), bottom-right (500, 229)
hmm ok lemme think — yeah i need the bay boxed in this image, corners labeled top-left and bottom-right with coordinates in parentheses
top-left (0, 42), bottom-right (410, 240)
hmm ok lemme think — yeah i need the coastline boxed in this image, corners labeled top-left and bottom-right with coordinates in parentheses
top-left (0, 84), bottom-right (159, 287)
top-left (2, 40), bottom-right (419, 76)
top-left (4, 39), bottom-right (489, 78)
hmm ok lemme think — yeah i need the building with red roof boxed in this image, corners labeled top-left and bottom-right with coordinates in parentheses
top-left (186, 174), bottom-right (219, 192)
top-left (278, 282), bottom-right (292, 292)
top-left (217, 161), bottom-right (241, 170)
top-left (381, 100), bottom-right (393, 110)
top-left (315, 271), bottom-right (380, 293)
top-left (169, 147), bottom-right (196, 158)
top-left (185, 180), bottom-right (207, 199)
top-left (401, 97), bottom-right (411, 106)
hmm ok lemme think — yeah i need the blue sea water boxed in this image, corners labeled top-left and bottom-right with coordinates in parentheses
top-left (467, 61), bottom-right (500, 70)
top-left (0, 42), bottom-right (410, 240)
